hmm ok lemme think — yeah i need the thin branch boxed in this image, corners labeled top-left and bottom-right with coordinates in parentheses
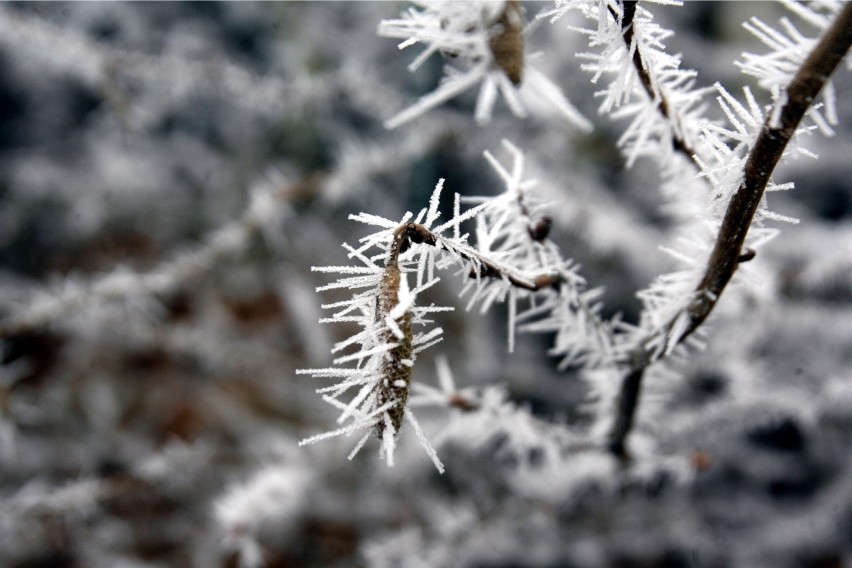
top-left (608, 2), bottom-right (852, 459)
top-left (609, 0), bottom-right (703, 169)
top-left (401, 223), bottom-right (562, 291)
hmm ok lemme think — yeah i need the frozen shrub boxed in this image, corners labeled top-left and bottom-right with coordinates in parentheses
top-left (0, 2), bottom-right (850, 567)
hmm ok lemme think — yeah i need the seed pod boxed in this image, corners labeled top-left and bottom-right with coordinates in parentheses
top-left (488, 0), bottom-right (524, 85)
top-left (374, 230), bottom-right (415, 437)
top-left (378, 264), bottom-right (414, 435)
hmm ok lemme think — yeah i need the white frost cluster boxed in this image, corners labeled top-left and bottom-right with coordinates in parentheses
top-left (545, 0), bottom-right (708, 169)
top-left (737, 0), bottom-right (846, 135)
top-left (465, 140), bottom-right (615, 368)
top-left (298, 179), bottom-right (483, 473)
top-left (215, 464), bottom-right (310, 568)
top-left (300, 141), bottom-right (616, 469)
top-left (379, 0), bottom-right (592, 129)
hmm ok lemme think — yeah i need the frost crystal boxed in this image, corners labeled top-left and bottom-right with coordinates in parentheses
top-left (737, 1), bottom-right (846, 136)
top-left (379, 0), bottom-right (591, 130)
top-left (300, 140), bottom-right (618, 468)
top-left (548, 0), bottom-right (709, 170)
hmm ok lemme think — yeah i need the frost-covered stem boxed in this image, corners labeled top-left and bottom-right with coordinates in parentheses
top-left (608, 3), bottom-right (852, 459)
top-left (399, 223), bottom-right (561, 291)
top-left (608, 366), bottom-right (643, 458)
top-left (513, 181), bottom-right (553, 243)
top-left (688, 2), bottom-right (852, 335)
top-left (611, 0), bottom-right (701, 169)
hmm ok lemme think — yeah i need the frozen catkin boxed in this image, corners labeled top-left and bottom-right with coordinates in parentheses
top-left (379, 0), bottom-right (591, 129)
top-left (299, 144), bottom-right (616, 469)
top-left (297, 184), bottom-right (459, 472)
top-left (374, 227), bottom-right (415, 436)
top-left (488, 0), bottom-right (524, 85)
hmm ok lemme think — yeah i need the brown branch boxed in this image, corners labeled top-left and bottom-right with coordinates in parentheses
top-left (403, 218), bottom-right (617, 368)
top-left (609, 1), bottom-right (702, 169)
top-left (398, 223), bottom-right (562, 291)
top-left (608, 2), bottom-right (852, 459)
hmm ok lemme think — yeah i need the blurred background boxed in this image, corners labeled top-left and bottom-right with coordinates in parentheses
top-left (0, 2), bottom-right (851, 566)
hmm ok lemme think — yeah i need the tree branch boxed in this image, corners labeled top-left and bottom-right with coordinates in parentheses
top-left (609, 1), bottom-right (702, 169)
top-left (399, 223), bottom-right (562, 291)
top-left (608, 2), bottom-right (852, 459)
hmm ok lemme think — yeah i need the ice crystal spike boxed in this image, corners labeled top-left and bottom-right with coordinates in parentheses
top-left (379, 0), bottom-right (591, 130)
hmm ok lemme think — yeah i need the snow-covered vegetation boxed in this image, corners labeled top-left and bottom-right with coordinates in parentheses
top-left (1, 2), bottom-right (851, 566)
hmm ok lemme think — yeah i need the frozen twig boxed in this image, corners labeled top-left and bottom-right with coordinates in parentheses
top-left (608, 2), bottom-right (852, 458)
top-left (610, 0), bottom-right (702, 170)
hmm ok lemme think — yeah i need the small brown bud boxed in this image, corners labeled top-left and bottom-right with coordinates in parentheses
top-left (528, 216), bottom-right (553, 241)
top-left (737, 248), bottom-right (756, 263)
top-left (691, 451), bottom-right (713, 471)
top-left (533, 272), bottom-right (560, 290)
top-left (448, 393), bottom-right (479, 412)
